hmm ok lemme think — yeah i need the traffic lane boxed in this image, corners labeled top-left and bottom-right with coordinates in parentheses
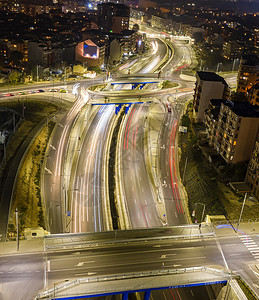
top-left (0, 253), bottom-right (44, 300)
top-left (71, 105), bottom-right (114, 233)
top-left (46, 240), bottom-right (224, 279)
top-left (44, 96), bottom-right (87, 233)
top-left (160, 111), bottom-right (185, 225)
top-left (138, 39), bottom-right (167, 74)
top-left (122, 104), bottom-right (161, 228)
top-left (70, 106), bottom-right (104, 233)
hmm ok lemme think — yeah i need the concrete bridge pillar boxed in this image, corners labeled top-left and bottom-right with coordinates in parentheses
top-left (144, 290), bottom-right (151, 300)
top-left (122, 292), bottom-right (129, 300)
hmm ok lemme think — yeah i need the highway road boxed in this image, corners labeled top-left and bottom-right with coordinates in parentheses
top-left (119, 38), bottom-right (170, 229)
top-left (63, 37), bottom-right (170, 234)
top-left (69, 104), bottom-right (115, 233)
top-left (43, 91), bottom-right (89, 233)
top-left (118, 36), bottom-right (195, 230)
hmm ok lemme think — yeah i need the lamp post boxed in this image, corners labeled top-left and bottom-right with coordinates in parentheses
top-left (237, 193), bottom-right (247, 230)
top-left (232, 58), bottom-right (239, 72)
top-left (193, 203), bottom-right (206, 223)
top-left (216, 62), bottom-right (222, 73)
top-left (15, 208), bottom-right (19, 251)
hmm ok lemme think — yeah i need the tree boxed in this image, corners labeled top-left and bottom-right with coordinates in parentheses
top-left (8, 70), bottom-right (21, 84)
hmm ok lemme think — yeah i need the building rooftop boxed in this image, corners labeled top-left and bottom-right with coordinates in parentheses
top-left (223, 99), bottom-right (259, 118)
top-left (197, 71), bottom-right (226, 84)
top-left (241, 54), bottom-right (259, 66)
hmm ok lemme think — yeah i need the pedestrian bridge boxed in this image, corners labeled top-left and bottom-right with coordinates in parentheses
top-left (36, 266), bottom-right (229, 299)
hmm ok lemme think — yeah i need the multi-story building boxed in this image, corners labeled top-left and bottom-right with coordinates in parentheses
top-left (222, 40), bottom-right (243, 60)
top-left (28, 41), bottom-right (59, 67)
top-left (237, 54), bottom-right (259, 93)
top-left (246, 134), bottom-right (259, 199)
top-left (248, 82), bottom-right (259, 106)
top-left (120, 29), bottom-right (137, 56)
top-left (204, 99), bottom-right (222, 146)
top-left (97, 3), bottom-right (130, 34)
top-left (75, 39), bottom-right (106, 67)
top-left (151, 15), bottom-right (172, 32)
top-left (205, 99), bottom-right (259, 164)
top-left (193, 71), bottom-right (229, 123)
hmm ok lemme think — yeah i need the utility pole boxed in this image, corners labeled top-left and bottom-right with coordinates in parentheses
top-left (237, 193), bottom-right (247, 230)
top-left (15, 208), bottom-right (19, 251)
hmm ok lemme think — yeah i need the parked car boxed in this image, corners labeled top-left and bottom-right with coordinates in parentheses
top-left (38, 89), bottom-right (45, 93)
top-left (59, 89), bottom-right (67, 93)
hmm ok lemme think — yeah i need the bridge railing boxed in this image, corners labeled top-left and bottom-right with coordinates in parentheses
top-left (36, 266), bottom-right (231, 299)
top-left (212, 218), bottom-right (259, 226)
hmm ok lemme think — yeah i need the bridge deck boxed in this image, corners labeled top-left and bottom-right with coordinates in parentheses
top-left (37, 266), bottom-right (229, 299)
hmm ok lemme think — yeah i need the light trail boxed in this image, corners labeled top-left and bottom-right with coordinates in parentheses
top-left (169, 120), bottom-right (179, 213)
top-left (55, 124), bottom-right (69, 176)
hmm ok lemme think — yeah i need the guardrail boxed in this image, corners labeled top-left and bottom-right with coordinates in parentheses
top-left (44, 230), bottom-right (215, 251)
top-left (36, 266), bottom-right (230, 299)
top-left (212, 218), bottom-right (259, 226)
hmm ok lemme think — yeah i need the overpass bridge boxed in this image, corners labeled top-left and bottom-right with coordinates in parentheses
top-left (36, 225), bottom-right (233, 300)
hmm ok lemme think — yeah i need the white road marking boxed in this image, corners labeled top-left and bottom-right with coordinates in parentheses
top-left (76, 261), bottom-right (95, 266)
top-left (75, 272), bottom-right (97, 276)
top-left (160, 255), bottom-right (166, 259)
top-left (229, 253), bottom-right (242, 256)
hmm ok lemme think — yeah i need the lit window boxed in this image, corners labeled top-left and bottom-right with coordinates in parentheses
top-left (230, 156), bottom-right (233, 160)
top-left (233, 141), bottom-right (236, 145)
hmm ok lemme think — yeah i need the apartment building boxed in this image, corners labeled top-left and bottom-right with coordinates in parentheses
top-left (246, 134), bottom-right (259, 199)
top-left (193, 71), bottom-right (229, 123)
top-left (151, 15), bottom-right (172, 32)
top-left (97, 3), bottom-right (130, 34)
top-left (205, 99), bottom-right (259, 164)
top-left (237, 54), bottom-right (259, 93)
top-left (204, 99), bottom-right (222, 146)
top-left (248, 82), bottom-right (259, 106)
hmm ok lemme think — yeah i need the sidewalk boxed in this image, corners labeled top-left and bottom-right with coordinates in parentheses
top-left (0, 238), bottom-right (44, 255)
top-left (213, 221), bottom-right (259, 237)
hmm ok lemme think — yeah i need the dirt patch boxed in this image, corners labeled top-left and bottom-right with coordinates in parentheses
top-left (0, 99), bottom-right (59, 238)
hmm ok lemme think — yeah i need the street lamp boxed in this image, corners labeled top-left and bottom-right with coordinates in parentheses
top-left (15, 208), bottom-right (19, 251)
top-left (192, 202), bottom-right (206, 223)
top-left (216, 62), bottom-right (222, 73)
top-left (232, 58), bottom-right (239, 72)
top-left (237, 193), bottom-right (247, 230)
